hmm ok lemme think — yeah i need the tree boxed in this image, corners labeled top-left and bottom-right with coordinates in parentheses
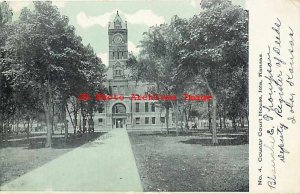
top-left (0, 1), bottom-right (13, 146)
top-left (127, 16), bottom-right (189, 135)
top-left (4, 1), bottom-right (105, 147)
top-left (128, 0), bottom-right (248, 143)
top-left (178, 0), bottom-right (248, 143)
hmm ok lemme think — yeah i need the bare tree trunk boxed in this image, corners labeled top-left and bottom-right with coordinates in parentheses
top-left (43, 87), bottom-right (52, 148)
top-left (240, 117), bottom-right (244, 128)
top-left (83, 117), bottom-right (86, 133)
top-left (211, 96), bottom-right (218, 144)
top-left (232, 117), bottom-right (237, 131)
top-left (180, 108), bottom-right (184, 131)
top-left (88, 116), bottom-right (94, 133)
top-left (165, 107), bottom-right (169, 133)
top-left (175, 100), bottom-right (179, 136)
top-left (44, 99), bottom-right (52, 148)
top-left (44, 67), bottom-right (53, 148)
top-left (26, 118), bottom-right (30, 145)
top-left (88, 101), bottom-right (94, 133)
top-left (30, 118), bottom-right (33, 132)
top-left (7, 119), bottom-right (11, 144)
top-left (205, 82), bottom-right (218, 144)
top-left (74, 111), bottom-right (78, 135)
top-left (4, 122), bottom-right (8, 146)
top-left (62, 98), bottom-right (68, 141)
top-left (16, 114), bottom-right (20, 135)
top-left (11, 118), bottom-right (14, 135)
top-left (79, 114), bottom-right (82, 133)
top-left (82, 108), bottom-right (87, 134)
top-left (64, 113), bottom-right (68, 139)
top-left (0, 117), bottom-right (3, 147)
top-left (208, 101), bottom-right (211, 130)
top-left (51, 103), bottom-right (55, 134)
top-left (66, 103), bottom-right (77, 134)
top-left (80, 101), bottom-right (87, 133)
top-left (195, 74), bottom-right (218, 144)
top-left (184, 107), bottom-right (189, 130)
top-left (217, 106), bottom-right (222, 129)
top-left (0, 69), bottom-right (3, 146)
top-left (23, 121), bottom-right (26, 133)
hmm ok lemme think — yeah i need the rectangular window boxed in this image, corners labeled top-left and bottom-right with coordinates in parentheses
top-left (160, 117), bottom-right (165, 123)
top-left (145, 117), bottom-right (149, 124)
top-left (152, 117), bottom-right (156, 124)
top-left (145, 102), bottom-right (149, 112)
top-left (119, 86), bottom-right (123, 95)
top-left (151, 103), bottom-right (155, 112)
top-left (112, 86), bottom-right (118, 94)
top-left (135, 103), bottom-right (140, 112)
top-left (135, 117), bottom-right (140, 124)
top-left (98, 118), bottom-right (103, 123)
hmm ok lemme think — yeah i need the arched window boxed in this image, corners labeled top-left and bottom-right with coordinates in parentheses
top-left (112, 103), bottom-right (126, 114)
top-left (114, 69), bottom-right (123, 76)
top-left (114, 20), bottom-right (122, 29)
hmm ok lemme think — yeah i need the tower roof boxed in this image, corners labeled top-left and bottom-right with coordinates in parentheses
top-left (108, 11), bottom-right (127, 29)
top-left (114, 11), bottom-right (123, 23)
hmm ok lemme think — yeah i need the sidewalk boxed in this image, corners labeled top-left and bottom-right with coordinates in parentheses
top-left (0, 128), bottom-right (143, 191)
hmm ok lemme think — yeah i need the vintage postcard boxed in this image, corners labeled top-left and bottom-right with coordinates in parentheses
top-left (0, 0), bottom-right (299, 193)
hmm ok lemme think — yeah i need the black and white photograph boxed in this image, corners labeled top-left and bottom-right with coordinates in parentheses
top-left (0, 0), bottom-right (249, 192)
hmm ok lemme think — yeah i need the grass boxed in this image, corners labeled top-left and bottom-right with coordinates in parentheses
top-left (128, 132), bottom-right (249, 192)
top-left (0, 132), bottom-right (105, 186)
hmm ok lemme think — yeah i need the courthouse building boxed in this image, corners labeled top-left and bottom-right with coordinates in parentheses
top-left (94, 12), bottom-right (174, 130)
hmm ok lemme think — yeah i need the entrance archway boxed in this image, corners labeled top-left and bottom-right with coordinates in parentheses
top-left (112, 103), bottom-right (127, 128)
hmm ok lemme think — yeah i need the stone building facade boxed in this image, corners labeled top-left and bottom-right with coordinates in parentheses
top-left (94, 12), bottom-right (174, 130)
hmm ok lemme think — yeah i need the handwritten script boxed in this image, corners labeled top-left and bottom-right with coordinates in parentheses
top-left (257, 17), bottom-right (296, 190)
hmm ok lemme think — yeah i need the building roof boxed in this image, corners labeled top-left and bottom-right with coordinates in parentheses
top-left (108, 11), bottom-right (127, 29)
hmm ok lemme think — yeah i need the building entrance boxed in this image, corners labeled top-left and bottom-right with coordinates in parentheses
top-left (112, 103), bottom-right (127, 129)
top-left (115, 118), bottom-right (125, 128)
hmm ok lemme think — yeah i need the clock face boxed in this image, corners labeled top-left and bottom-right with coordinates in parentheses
top-left (113, 34), bottom-right (123, 44)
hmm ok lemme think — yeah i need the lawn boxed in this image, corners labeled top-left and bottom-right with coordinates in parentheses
top-left (0, 132), bottom-right (105, 186)
top-left (128, 132), bottom-right (249, 192)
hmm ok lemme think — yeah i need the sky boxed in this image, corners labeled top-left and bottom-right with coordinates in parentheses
top-left (4, 0), bottom-right (245, 66)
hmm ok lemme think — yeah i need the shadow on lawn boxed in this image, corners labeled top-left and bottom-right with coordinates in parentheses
top-left (180, 134), bottom-right (249, 146)
top-left (134, 128), bottom-right (248, 137)
top-left (52, 132), bottom-right (107, 149)
top-left (1, 132), bottom-right (107, 149)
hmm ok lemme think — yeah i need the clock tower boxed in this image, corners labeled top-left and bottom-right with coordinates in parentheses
top-left (96, 11), bottom-right (174, 130)
top-left (108, 11), bottom-right (128, 79)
